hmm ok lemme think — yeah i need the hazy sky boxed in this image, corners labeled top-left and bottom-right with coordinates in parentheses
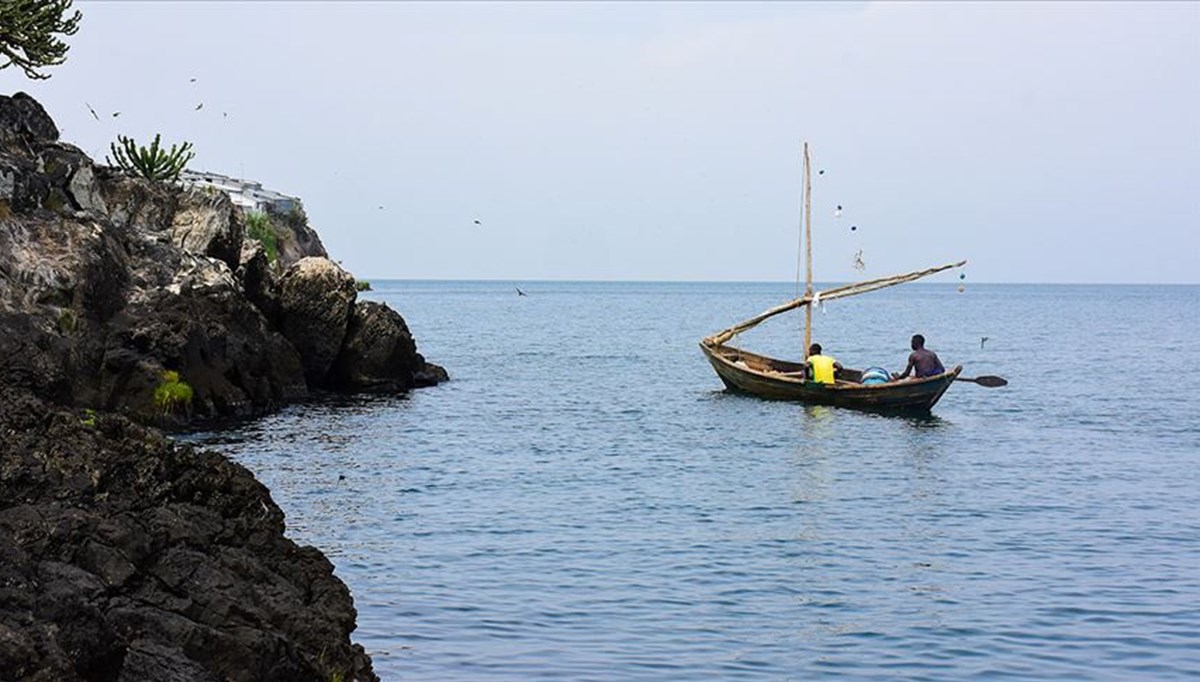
top-left (11, 1), bottom-right (1199, 283)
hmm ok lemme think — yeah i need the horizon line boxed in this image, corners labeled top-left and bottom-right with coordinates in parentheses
top-left (352, 276), bottom-right (1200, 287)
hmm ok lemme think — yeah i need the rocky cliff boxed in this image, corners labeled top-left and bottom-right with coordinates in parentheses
top-left (0, 387), bottom-right (377, 681)
top-left (0, 91), bottom-right (439, 680)
top-left (0, 91), bottom-right (446, 426)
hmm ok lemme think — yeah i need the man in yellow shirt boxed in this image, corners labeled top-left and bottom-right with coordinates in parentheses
top-left (806, 343), bottom-right (843, 385)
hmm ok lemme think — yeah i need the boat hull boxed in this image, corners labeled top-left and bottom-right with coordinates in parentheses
top-left (700, 342), bottom-right (960, 414)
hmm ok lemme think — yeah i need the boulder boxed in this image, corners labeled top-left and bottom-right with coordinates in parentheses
top-left (95, 167), bottom-right (179, 233)
top-left (278, 257), bottom-right (356, 385)
top-left (331, 301), bottom-right (420, 390)
top-left (170, 187), bottom-right (244, 269)
top-left (0, 92), bottom-right (58, 152)
top-left (414, 359), bottom-right (450, 387)
top-left (67, 163), bottom-right (108, 215)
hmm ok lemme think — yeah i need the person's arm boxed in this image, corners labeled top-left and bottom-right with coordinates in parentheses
top-left (893, 353), bottom-right (915, 380)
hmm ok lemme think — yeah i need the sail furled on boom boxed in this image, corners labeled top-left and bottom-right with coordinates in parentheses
top-left (702, 260), bottom-right (966, 347)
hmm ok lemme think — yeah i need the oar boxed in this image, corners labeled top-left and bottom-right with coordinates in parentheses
top-left (956, 375), bottom-right (1008, 387)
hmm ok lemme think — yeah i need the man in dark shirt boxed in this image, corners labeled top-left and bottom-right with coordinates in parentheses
top-left (893, 334), bottom-right (945, 380)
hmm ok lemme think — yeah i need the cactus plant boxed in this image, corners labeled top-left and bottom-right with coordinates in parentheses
top-left (108, 133), bottom-right (195, 183)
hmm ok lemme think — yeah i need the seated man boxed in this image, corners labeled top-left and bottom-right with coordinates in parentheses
top-left (893, 334), bottom-right (945, 380)
top-left (806, 343), bottom-right (842, 385)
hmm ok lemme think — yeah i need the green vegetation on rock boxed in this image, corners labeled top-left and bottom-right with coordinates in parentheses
top-left (153, 370), bottom-right (193, 414)
top-left (108, 133), bottom-right (195, 183)
top-left (246, 211), bottom-right (279, 264)
top-left (355, 280), bottom-right (371, 292)
top-left (0, 0), bottom-right (81, 80)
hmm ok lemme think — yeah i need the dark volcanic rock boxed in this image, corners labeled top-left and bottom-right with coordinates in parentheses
top-left (332, 300), bottom-right (421, 390)
top-left (0, 388), bottom-right (378, 682)
top-left (0, 91), bottom-right (58, 149)
top-left (170, 188), bottom-right (245, 269)
top-left (0, 92), bottom-right (443, 682)
top-left (236, 240), bottom-right (279, 323)
top-left (278, 257), bottom-right (357, 386)
top-left (0, 91), bottom-right (442, 423)
top-left (266, 202), bottom-right (327, 268)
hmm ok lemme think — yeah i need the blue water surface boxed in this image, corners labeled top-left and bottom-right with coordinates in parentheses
top-left (187, 281), bottom-right (1200, 680)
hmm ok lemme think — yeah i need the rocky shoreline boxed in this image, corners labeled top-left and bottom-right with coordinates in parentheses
top-left (0, 92), bottom-right (438, 680)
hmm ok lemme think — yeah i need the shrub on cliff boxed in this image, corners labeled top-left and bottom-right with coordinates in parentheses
top-left (153, 370), bottom-right (193, 414)
top-left (108, 133), bottom-right (195, 183)
top-left (0, 0), bottom-right (81, 80)
top-left (246, 210), bottom-right (280, 264)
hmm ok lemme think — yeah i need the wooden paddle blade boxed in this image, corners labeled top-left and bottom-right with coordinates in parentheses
top-left (958, 375), bottom-right (1008, 387)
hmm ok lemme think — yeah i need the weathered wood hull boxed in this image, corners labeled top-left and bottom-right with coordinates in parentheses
top-left (700, 342), bottom-right (960, 414)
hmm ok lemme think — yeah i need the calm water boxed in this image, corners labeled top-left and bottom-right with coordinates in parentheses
top-left (187, 281), bottom-right (1200, 680)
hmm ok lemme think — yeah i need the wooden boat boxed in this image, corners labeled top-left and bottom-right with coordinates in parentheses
top-left (700, 143), bottom-right (967, 414)
top-left (700, 343), bottom-right (962, 413)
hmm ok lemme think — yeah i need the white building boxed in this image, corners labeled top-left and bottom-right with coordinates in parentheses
top-left (179, 170), bottom-right (300, 215)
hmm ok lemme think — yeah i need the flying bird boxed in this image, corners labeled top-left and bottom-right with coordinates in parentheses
top-left (473, 219), bottom-right (481, 225)
top-left (818, 169), bottom-right (825, 175)
top-left (194, 103), bottom-right (204, 111)
top-left (516, 287), bottom-right (527, 297)
top-left (850, 225), bottom-right (857, 232)
top-left (111, 111), bottom-right (120, 118)
top-left (980, 336), bottom-right (990, 349)
top-left (85, 102), bottom-right (98, 120)
top-left (189, 77), bottom-right (197, 82)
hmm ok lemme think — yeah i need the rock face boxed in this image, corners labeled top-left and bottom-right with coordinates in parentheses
top-left (332, 301), bottom-right (420, 390)
top-left (278, 257), bottom-right (357, 385)
top-left (0, 92), bottom-right (446, 681)
top-left (266, 202), bottom-right (326, 268)
top-left (169, 188), bottom-right (244, 268)
top-left (0, 91), bottom-right (445, 424)
top-left (0, 388), bottom-right (377, 682)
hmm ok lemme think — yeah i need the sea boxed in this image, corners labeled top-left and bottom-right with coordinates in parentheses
top-left (185, 281), bottom-right (1200, 681)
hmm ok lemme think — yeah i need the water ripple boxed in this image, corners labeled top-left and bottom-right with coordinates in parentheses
top-left (184, 282), bottom-right (1200, 680)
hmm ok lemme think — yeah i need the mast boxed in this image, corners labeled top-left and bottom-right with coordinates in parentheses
top-left (802, 143), bottom-right (813, 357)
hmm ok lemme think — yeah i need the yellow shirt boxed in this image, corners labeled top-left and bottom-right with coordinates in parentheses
top-left (808, 354), bottom-right (837, 384)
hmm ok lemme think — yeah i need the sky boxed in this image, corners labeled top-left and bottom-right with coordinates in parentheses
top-left (9, 1), bottom-right (1199, 284)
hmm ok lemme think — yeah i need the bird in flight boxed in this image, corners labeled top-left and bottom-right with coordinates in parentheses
top-left (189, 77), bottom-right (197, 83)
top-left (516, 287), bottom-right (527, 297)
top-left (980, 336), bottom-right (990, 349)
top-left (85, 102), bottom-right (98, 120)
top-left (111, 111), bottom-right (120, 118)
top-left (194, 103), bottom-right (204, 111)
top-left (473, 219), bottom-right (481, 225)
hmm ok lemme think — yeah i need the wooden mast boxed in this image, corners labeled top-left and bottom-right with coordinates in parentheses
top-left (802, 143), bottom-right (813, 357)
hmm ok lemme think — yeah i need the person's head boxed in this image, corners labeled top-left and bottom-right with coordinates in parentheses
top-left (911, 334), bottom-right (925, 350)
top-left (809, 343), bottom-right (822, 355)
